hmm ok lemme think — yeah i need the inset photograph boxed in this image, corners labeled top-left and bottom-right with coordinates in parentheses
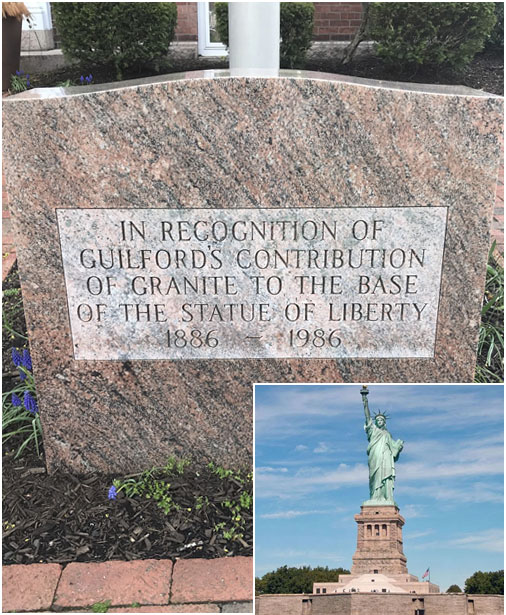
top-left (255, 384), bottom-right (503, 614)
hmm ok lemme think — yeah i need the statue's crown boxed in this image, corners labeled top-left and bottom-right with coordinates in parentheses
top-left (374, 410), bottom-right (389, 420)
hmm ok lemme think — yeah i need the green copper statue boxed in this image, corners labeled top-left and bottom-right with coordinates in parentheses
top-left (361, 386), bottom-right (403, 506)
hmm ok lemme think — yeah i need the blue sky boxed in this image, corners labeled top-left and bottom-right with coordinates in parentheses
top-left (255, 384), bottom-right (504, 592)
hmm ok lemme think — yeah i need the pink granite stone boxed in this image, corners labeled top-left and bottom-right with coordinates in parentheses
top-left (2, 70), bottom-right (503, 472)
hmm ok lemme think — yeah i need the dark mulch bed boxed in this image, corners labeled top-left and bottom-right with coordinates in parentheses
top-left (21, 48), bottom-right (503, 96)
top-left (3, 265), bottom-right (252, 566)
top-left (305, 49), bottom-right (504, 96)
top-left (3, 449), bottom-right (252, 565)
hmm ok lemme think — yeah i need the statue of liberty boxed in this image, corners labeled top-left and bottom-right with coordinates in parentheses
top-left (360, 386), bottom-right (404, 505)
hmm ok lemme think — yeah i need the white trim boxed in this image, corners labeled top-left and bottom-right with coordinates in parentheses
top-left (22, 1), bottom-right (52, 31)
top-left (197, 2), bottom-right (228, 57)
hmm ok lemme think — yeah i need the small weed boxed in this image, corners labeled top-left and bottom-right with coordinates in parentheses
top-left (91, 599), bottom-right (111, 613)
top-left (195, 495), bottom-right (210, 510)
top-left (110, 457), bottom-right (190, 515)
top-left (130, 602), bottom-right (141, 608)
top-left (208, 461), bottom-right (252, 485)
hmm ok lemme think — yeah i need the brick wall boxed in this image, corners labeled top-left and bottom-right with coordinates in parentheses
top-left (313, 2), bottom-right (363, 41)
top-left (172, 3), bottom-right (364, 44)
top-left (174, 2), bottom-right (198, 42)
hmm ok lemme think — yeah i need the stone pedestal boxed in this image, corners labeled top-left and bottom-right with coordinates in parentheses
top-left (351, 505), bottom-right (408, 575)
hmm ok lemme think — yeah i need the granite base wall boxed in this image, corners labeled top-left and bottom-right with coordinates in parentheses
top-left (256, 593), bottom-right (504, 615)
top-left (255, 594), bottom-right (309, 615)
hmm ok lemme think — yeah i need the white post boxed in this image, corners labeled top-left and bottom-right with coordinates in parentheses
top-left (228, 2), bottom-right (280, 76)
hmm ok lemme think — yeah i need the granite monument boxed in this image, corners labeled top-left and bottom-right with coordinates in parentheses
top-left (3, 70), bottom-right (503, 472)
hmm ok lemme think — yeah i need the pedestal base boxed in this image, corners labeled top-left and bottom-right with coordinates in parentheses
top-left (351, 505), bottom-right (408, 575)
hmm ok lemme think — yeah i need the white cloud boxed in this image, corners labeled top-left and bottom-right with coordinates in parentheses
top-left (404, 529), bottom-right (434, 539)
top-left (314, 442), bottom-right (329, 454)
top-left (448, 529), bottom-right (504, 553)
top-left (400, 504), bottom-right (429, 519)
top-left (260, 509), bottom-right (332, 519)
top-left (295, 444), bottom-right (308, 452)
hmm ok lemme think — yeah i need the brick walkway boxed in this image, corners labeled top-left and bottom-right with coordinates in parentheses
top-left (2, 556), bottom-right (253, 613)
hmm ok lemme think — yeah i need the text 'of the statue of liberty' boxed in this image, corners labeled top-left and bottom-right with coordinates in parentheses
top-left (361, 385), bottom-right (404, 506)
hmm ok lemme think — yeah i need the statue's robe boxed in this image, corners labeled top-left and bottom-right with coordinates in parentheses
top-left (365, 420), bottom-right (403, 500)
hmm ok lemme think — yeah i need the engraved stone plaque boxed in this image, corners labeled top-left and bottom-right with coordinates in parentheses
top-left (58, 207), bottom-right (447, 360)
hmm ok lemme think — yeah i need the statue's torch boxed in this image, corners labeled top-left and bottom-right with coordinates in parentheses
top-left (361, 385), bottom-right (371, 422)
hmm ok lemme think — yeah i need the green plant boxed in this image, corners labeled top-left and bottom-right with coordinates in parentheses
top-left (195, 495), bottom-right (210, 510)
top-left (215, 2), bottom-right (315, 68)
top-left (475, 242), bottom-right (504, 383)
top-left (91, 600), bottom-right (111, 613)
top-left (207, 463), bottom-right (253, 542)
top-left (9, 70), bottom-right (31, 93)
top-left (279, 2), bottom-right (314, 68)
top-left (3, 348), bottom-right (42, 459)
top-left (486, 3), bottom-right (504, 51)
top-left (368, 3), bottom-right (497, 72)
top-left (109, 456), bottom-right (190, 514)
top-left (113, 470), bottom-right (177, 515)
top-left (51, 3), bottom-right (178, 80)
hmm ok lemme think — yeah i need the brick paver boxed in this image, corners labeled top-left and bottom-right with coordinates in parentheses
top-left (171, 556), bottom-right (253, 604)
top-left (222, 602), bottom-right (254, 613)
top-left (110, 605), bottom-right (220, 612)
top-left (2, 563), bottom-right (62, 612)
top-left (54, 559), bottom-right (173, 608)
top-left (2, 557), bottom-right (253, 613)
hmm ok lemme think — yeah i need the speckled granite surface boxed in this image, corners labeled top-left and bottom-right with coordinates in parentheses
top-left (3, 70), bottom-right (503, 473)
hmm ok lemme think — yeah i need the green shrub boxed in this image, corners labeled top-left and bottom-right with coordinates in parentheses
top-left (368, 3), bottom-right (497, 72)
top-left (51, 2), bottom-right (177, 80)
top-left (215, 2), bottom-right (314, 69)
top-left (215, 2), bottom-right (228, 46)
top-left (486, 3), bottom-right (504, 51)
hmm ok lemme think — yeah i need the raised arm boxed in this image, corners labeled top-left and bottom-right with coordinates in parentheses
top-left (361, 385), bottom-right (371, 424)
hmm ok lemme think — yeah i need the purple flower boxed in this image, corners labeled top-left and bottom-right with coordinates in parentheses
top-left (85, 74), bottom-right (93, 84)
top-left (12, 393), bottom-right (22, 407)
top-left (23, 391), bottom-right (39, 415)
top-left (108, 485), bottom-right (117, 500)
top-left (19, 368), bottom-right (26, 381)
top-left (22, 349), bottom-right (32, 371)
top-left (80, 75), bottom-right (84, 83)
top-left (11, 348), bottom-right (22, 367)
top-left (16, 69), bottom-right (24, 76)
